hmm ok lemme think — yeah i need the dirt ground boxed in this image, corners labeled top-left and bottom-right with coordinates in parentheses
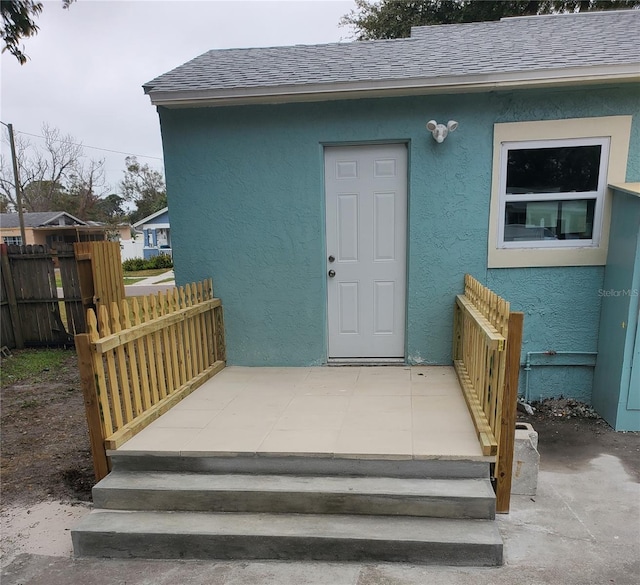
top-left (518, 398), bottom-right (640, 482)
top-left (0, 350), bottom-right (94, 508)
top-left (0, 351), bottom-right (638, 509)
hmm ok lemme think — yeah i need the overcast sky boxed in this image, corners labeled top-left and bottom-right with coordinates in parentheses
top-left (1, 0), bottom-right (355, 194)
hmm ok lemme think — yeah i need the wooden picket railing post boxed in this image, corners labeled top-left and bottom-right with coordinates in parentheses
top-left (496, 311), bottom-right (524, 514)
top-left (74, 332), bottom-right (110, 481)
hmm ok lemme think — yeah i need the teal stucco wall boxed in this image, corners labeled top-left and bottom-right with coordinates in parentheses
top-left (592, 188), bottom-right (640, 430)
top-left (158, 84), bottom-right (639, 402)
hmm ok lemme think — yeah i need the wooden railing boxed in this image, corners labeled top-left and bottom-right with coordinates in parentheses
top-left (75, 279), bottom-right (226, 480)
top-left (453, 274), bottom-right (524, 513)
top-left (453, 274), bottom-right (510, 456)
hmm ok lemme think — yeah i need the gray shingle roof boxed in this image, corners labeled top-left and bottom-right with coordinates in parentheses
top-left (144, 10), bottom-right (640, 103)
top-left (0, 212), bottom-right (86, 228)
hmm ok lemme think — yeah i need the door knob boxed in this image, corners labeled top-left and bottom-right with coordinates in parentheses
top-left (328, 255), bottom-right (335, 263)
top-left (328, 270), bottom-right (336, 278)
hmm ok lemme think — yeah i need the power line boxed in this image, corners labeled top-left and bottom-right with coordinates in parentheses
top-left (5, 127), bottom-right (164, 161)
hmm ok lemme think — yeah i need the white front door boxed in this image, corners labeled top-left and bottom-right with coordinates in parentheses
top-left (325, 144), bottom-right (407, 359)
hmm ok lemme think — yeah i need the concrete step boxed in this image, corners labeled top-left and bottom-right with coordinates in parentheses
top-left (93, 472), bottom-right (496, 519)
top-left (109, 453), bottom-right (491, 479)
top-left (72, 510), bottom-right (503, 566)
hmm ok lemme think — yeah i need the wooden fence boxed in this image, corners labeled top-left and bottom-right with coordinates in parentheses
top-left (75, 279), bottom-right (226, 480)
top-left (453, 274), bottom-right (524, 513)
top-left (74, 241), bottom-right (125, 316)
top-left (1, 243), bottom-right (80, 348)
top-left (0, 241), bottom-right (125, 349)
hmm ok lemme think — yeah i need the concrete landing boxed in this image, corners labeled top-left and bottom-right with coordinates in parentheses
top-left (115, 366), bottom-right (488, 461)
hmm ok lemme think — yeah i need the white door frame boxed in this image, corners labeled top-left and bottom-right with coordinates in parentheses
top-left (324, 143), bottom-right (409, 363)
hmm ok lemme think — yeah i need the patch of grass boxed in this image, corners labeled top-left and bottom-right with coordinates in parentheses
top-left (123, 269), bottom-right (170, 278)
top-left (123, 277), bottom-right (145, 285)
top-left (0, 349), bottom-right (70, 387)
top-left (154, 277), bottom-right (175, 284)
top-left (20, 399), bottom-right (40, 409)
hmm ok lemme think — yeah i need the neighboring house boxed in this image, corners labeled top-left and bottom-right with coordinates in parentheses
top-left (119, 229), bottom-right (145, 261)
top-left (133, 207), bottom-right (171, 259)
top-left (0, 212), bottom-right (107, 247)
top-left (144, 11), bottom-right (640, 428)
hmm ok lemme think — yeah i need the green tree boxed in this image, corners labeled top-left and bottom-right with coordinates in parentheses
top-left (1, 0), bottom-right (74, 64)
top-left (93, 193), bottom-right (126, 222)
top-left (341, 0), bottom-right (640, 40)
top-left (120, 156), bottom-right (167, 224)
top-left (22, 179), bottom-right (67, 212)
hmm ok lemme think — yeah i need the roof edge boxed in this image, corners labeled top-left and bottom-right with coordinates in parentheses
top-left (146, 64), bottom-right (640, 108)
top-left (133, 206), bottom-right (169, 228)
top-left (43, 211), bottom-right (87, 226)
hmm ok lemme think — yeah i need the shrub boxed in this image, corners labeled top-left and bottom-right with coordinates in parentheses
top-left (122, 258), bottom-right (146, 271)
top-left (122, 254), bottom-right (173, 272)
top-left (147, 254), bottom-right (173, 269)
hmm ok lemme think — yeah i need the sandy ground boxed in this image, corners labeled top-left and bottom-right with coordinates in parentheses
top-left (1, 501), bottom-right (90, 566)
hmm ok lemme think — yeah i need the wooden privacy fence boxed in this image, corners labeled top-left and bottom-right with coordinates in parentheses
top-left (453, 274), bottom-right (524, 513)
top-left (74, 241), bottom-right (125, 316)
top-left (75, 279), bottom-right (226, 480)
top-left (1, 243), bottom-right (82, 348)
top-left (0, 241), bottom-right (125, 349)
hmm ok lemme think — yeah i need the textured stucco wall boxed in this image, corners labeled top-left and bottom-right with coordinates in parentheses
top-left (592, 189), bottom-right (640, 429)
top-left (158, 83), bottom-right (639, 400)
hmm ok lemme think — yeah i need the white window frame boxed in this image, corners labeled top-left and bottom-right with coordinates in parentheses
top-left (488, 116), bottom-right (632, 268)
top-left (3, 236), bottom-right (23, 245)
top-left (497, 136), bottom-right (610, 249)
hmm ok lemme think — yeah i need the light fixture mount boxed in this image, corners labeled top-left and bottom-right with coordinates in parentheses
top-left (427, 120), bottom-right (458, 143)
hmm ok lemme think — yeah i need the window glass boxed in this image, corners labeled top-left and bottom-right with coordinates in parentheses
top-left (504, 198), bottom-right (595, 241)
top-left (506, 145), bottom-right (602, 194)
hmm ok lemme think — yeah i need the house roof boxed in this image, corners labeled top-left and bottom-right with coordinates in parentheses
top-left (144, 10), bottom-right (640, 107)
top-left (133, 207), bottom-right (169, 228)
top-left (0, 211), bottom-right (87, 229)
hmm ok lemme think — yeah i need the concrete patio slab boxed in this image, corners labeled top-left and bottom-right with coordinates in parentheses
top-left (116, 366), bottom-right (487, 461)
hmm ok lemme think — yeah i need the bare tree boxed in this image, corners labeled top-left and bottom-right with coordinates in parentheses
top-left (0, 123), bottom-right (106, 219)
top-left (58, 157), bottom-right (108, 220)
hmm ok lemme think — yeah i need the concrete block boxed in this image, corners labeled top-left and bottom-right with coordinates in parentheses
top-left (511, 423), bottom-right (540, 496)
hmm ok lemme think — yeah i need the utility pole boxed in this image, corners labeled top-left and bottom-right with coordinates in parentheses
top-left (2, 122), bottom-right (27, 244)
